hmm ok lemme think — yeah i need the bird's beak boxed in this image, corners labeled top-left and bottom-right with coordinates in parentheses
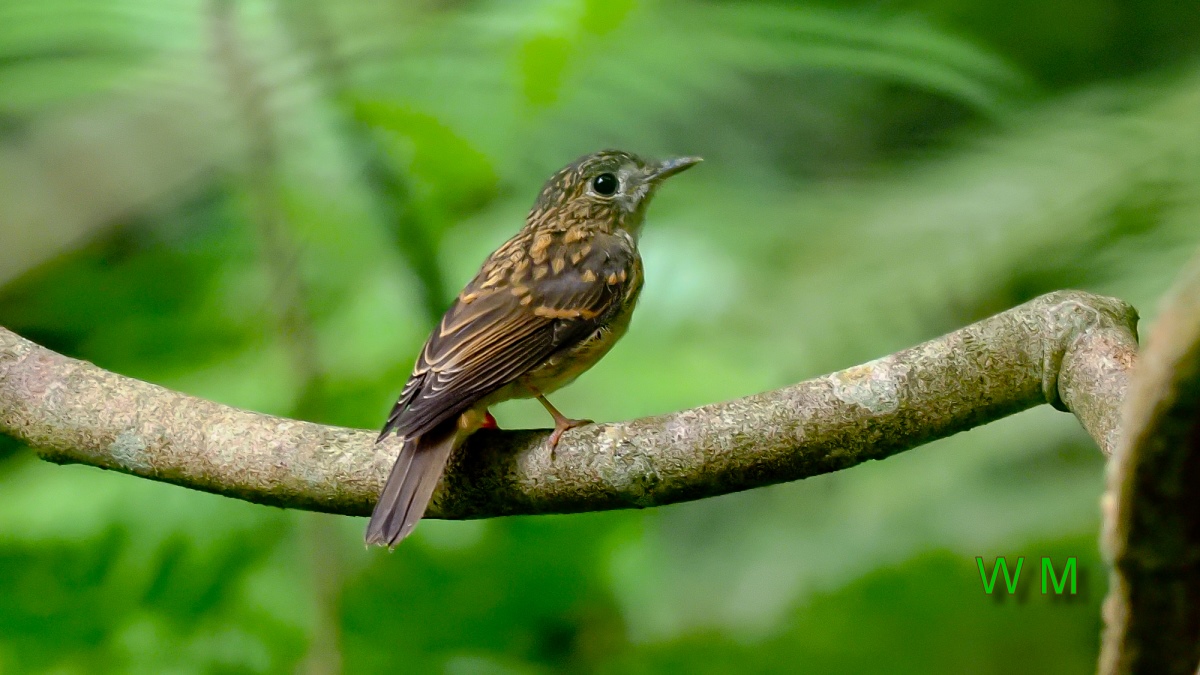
top-left (649, 156), bottom-right (703, 182)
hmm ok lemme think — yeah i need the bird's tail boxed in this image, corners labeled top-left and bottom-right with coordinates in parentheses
top-left (365, 418), bottom-right (458, 548)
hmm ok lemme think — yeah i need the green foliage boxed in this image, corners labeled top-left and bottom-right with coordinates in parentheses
top-left (352, 99), bottom-right (499, 228)
top-left (2, 0), bottom-right (1200, 672)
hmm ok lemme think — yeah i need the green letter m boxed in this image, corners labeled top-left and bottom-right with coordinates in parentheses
top-left (1042, 557), bottom-right (1077, 595)
top-left (977, 557), bottom-right (1023, 594)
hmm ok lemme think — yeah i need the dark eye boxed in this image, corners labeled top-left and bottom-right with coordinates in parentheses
top-left (592, 173), bottom-right (618, 196)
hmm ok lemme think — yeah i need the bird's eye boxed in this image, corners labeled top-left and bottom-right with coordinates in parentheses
top-left (591, 173), bottom-right (619, 196)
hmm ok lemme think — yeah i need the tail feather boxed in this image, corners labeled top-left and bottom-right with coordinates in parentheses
top-left (366, 419), bottom-right (458, 548)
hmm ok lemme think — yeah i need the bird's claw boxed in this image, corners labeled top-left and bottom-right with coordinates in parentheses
top-left (547, 417), bottom-right (592, 460)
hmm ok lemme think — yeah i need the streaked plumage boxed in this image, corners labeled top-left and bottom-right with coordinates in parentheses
top-left (366, 150), bottom-right (701, 548)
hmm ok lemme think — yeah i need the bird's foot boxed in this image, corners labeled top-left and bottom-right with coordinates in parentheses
top-left (533, 393), bottom-right (592, 459)
top-left (547, 416), bottom-right (592, 459)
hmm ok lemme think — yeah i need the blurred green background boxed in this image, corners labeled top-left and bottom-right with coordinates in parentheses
top-left (2, 0), bottom-right (1199, 672)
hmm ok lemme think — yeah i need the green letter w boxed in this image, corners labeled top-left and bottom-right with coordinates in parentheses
top-left (977, 556), bottom-right (1023, 594)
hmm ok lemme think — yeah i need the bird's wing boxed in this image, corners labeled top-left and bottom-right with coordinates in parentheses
top-left (380, 232), bottom-right (641, 440)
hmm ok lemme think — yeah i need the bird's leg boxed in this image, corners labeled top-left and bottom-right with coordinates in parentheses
top-left (533, 393), bottom-right (592, 455)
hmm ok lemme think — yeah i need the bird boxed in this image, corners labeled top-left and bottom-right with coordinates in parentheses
top-left (365, 149), bottom-right (701, 548)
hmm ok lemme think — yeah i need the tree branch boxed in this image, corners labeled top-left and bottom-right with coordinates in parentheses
top-left (1100, 252), bottom-right (1200, 675)
top-left (0, 290), bottom-right (1136, 519)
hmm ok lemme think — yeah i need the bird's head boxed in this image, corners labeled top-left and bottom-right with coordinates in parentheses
top-left (529, 150), bottom-right (701, 237)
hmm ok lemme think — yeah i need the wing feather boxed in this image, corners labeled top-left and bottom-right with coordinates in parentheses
top-left (379, 231), bottom-right (640, 440)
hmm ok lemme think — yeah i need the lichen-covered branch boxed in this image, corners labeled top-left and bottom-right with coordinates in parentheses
top-left (0, 290), bottom-right (1136, 519)
top-left (1100, 254), bottom-right (1200, 675)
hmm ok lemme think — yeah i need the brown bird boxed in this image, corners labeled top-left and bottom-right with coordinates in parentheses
top-left (365, 149), bottom-right (701, 548)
